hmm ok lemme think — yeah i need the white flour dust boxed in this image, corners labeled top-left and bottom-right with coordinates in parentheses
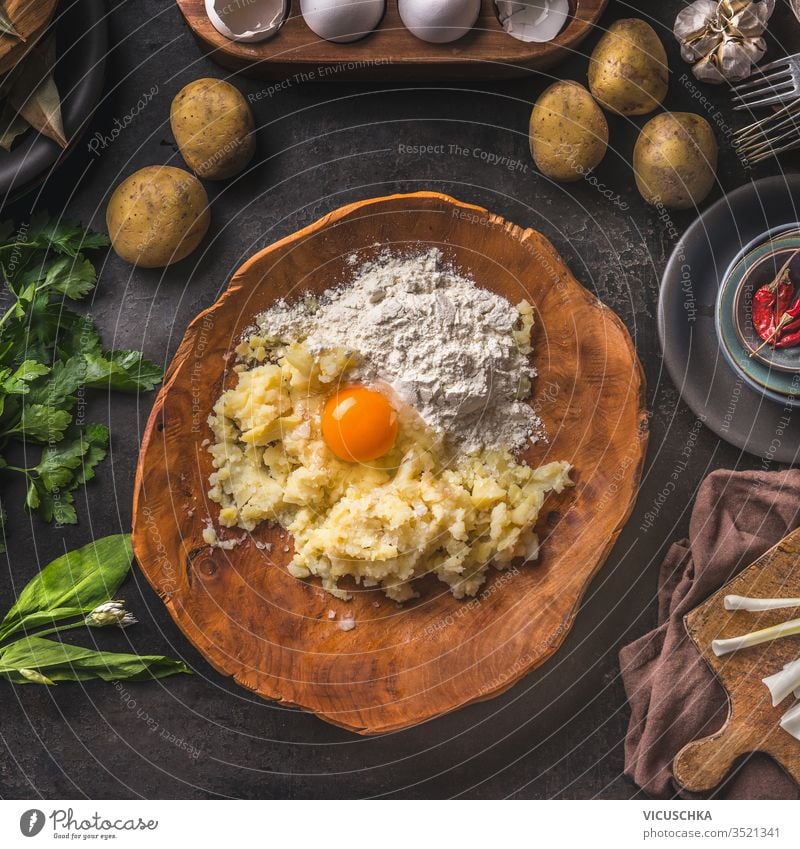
top-left (254, 248), bottom-right (541, 452)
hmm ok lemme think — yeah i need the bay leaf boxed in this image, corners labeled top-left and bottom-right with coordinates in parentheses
top-left (7, 37), bottom-right (67, 148)
top-left (0, 5), bottom-right (23, 41)
top-left (0, 100), bottom-right (29, 151)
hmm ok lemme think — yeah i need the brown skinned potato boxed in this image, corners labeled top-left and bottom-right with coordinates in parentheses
top-left (588, 19), bottom-right (668, 116)
top-left (170, 78), bottom-right (255, 181)
top-left (633, 113), bottom-right (718, 210)
top-left (529, 81), bottom-right (608, 182)
top-left (106, 166), bottom-right (211, 267)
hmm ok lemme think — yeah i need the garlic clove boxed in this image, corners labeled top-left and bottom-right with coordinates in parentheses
top-left (205, 0), bottom-right (288, 43)
top-left (300, 0), bottom-right (386, 44)
top-left (495, 0), bottom-right (569, 44)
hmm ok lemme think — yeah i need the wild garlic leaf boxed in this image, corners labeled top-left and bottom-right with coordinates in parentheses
top-left (0, 534), bottom-right (132, 641)
top-left (0, 636), bottom-right (192, 683)
top-left (84, 350), bottom-right (164, 392)
top-left (42, 254), bottom-right (96, 300)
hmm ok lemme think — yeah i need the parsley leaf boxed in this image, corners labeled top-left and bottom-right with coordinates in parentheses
top-left (0, 215), bottom-right (161, 538)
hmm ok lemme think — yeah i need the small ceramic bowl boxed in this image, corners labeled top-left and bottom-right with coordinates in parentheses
top-left (716, 228), bottom-right (800, 406)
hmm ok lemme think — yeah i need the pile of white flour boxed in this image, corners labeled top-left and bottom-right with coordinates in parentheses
top-left (254, 249), bottom-right (540, 453)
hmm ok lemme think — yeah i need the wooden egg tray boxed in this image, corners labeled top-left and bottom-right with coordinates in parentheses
top-left (176, 0), bottom-right (608, 80)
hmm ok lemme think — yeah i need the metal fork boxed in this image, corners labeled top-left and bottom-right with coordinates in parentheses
top-left (733, 99), bottom-right (800, 164)
top-left (731, 54), bottom-right (800, 110)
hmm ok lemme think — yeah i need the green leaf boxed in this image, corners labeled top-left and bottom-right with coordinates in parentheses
top-left (71, 424), bottom-right (108, 487)
top-left (84, 350), bottom-right (164, 392)
top-left (27, 356), bottom-right (86, 408)
top-left (56, 310), bottom-right (101, 358)
top-left (17, 403), bottom-right (71, 442)
top-left (42, 254), bottom-right (96, 300)
top-left (0, 636), bottom-right (192, 683)
top-left (25, 215), bottom-right (109, 258)
top-left (2, 361), bottom-right (50, 394)
top-left (0, 534), bottom-right (132, 641)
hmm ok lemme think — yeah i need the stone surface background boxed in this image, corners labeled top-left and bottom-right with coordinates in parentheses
top-left (1, 0), bottom-right (796, 798)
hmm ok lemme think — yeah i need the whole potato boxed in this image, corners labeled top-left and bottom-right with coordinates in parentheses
top-left (633, 113), bottom-right (718, 210)
top-left (529, 81), bottom-right (608, 182)
top-left (107, 166), bottom-right (211, 267)
top-left (170, 78), bottom-right (256, 181)
top-left (588, 19), bottom-right (668, 116)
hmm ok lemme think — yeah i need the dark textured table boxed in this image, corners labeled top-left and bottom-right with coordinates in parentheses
top-left (1, 0), bottom-right (797, 799)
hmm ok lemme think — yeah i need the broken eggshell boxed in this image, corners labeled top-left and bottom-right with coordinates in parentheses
top-left (301, 0), bottom-right (385, 43)
top-left (205, 0), bottom-right (288, 43)
top-left (495, 0), bottom-right (569, 43)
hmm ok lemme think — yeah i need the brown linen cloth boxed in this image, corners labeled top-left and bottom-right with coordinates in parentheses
top-left (619, 468), bottom-right (800, 799)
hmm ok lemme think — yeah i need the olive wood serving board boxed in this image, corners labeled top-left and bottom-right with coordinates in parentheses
top-left (674, 529), bottom-right (800, 793)
top-left (0, 0), bottom-right (58, 74)
top-left (175, 0), bottom-right (608, 80)
top-left (132, 191), bottom-right (647, 734)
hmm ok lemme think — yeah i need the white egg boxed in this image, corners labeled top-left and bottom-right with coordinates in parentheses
top-left (301, 0), bottom-right (386, 44)
top-left (398, 0), bottom-right (481, 44)
top-left (205, 0), bottom-right (288, 43)
top-left (495, 0), bottom-right (570, 44)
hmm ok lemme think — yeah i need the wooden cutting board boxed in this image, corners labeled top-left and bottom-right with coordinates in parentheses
top-left (175, 0), bottom-right (607, 80)
top-left (674, 528), bottom-right (800, 793)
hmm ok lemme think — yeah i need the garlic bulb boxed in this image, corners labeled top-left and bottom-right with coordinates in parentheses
top-left (674, 0), bottom-right (775, 84)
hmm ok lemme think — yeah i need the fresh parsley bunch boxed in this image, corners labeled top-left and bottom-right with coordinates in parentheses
top-left (0, 214), bottom-right (163, 546)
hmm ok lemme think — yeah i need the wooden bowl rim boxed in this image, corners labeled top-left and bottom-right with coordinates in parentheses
top-left (133, 191), bottom-right (648, 734)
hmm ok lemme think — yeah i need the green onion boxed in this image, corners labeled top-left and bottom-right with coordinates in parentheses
top-left (725, 595), bottom-right (800, 612)
top-left (711, 617), bottom-right (800, 656)
top-left (780, 700), bottom-right (800, 742)
top-left (763, 659), bottom-right (800, 706)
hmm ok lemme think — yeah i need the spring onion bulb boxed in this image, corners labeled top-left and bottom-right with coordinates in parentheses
top-left (763, 658), bottom-right (800, 706)
top-left (725, 595), bottom-right (800, 612)
top-left (780, 700), bottom-right (800, 741)
top-left (711, 617), bottom-right (800, 656)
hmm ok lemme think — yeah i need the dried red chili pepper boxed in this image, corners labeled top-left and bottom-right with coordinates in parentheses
top-left (749, 249), bottom-right (800, 349)
top-left (751, 294), bottom-right (800, 355)
top-left (752, 268), bottom-right (796, 341)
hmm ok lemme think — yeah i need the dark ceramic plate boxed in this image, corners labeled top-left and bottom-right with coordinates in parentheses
top-left (0, 0), bottom-right (107, 202)
top-left (659, 176), bottom-right (800, 463)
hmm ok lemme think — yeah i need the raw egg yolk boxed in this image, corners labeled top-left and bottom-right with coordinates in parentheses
top-left (322, 385), bottom-right (399, 462)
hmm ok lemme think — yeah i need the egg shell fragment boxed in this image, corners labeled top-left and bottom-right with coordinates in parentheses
top-left (496, 0), bottom-right (569, 44)
top-left (205, 0), bottom-right (288, 42)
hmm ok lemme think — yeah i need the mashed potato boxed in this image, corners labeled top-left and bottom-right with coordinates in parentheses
top-left (207, 331), bottom-right (572, 602)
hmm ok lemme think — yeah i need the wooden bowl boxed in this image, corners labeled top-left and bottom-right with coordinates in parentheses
top-left (175, 0), bottom-right (608, 80)
top-left (132, 192), bottom-right (647, 734)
